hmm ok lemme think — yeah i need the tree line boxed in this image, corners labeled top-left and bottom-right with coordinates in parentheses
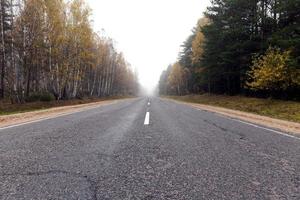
top-left (159, 0), bottom-right (300, 99)
top-left (0, 0), bottom-right (138, 103)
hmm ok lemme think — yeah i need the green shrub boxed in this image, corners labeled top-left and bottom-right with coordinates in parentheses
top-left (39, 92), bottom-right (55, 102)
top-left (26, 93), bottom-right (41, 102)
top-left (26, 92), bottom-right (55, 102)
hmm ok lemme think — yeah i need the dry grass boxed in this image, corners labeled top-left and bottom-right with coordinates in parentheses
top-left (0, 96), bottom-right (131, 116)
top-left (164, 94), bottom-right (300, 123)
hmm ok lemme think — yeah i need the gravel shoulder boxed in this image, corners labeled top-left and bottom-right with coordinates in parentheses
top-left (0, 99), bottom-right (121, 128)
top-left (1, 97), bottom-right (299, 199)
top-left (165, 98), bottom-right (300, 136)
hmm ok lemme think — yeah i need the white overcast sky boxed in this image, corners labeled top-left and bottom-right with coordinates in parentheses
top-left (86, 0), bottom-right (211, 92)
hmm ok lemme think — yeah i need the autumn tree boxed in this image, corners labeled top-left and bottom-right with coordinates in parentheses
top-left (167, 62), bottom-right (189, 95)
top-left (191, 17), bottom-right (209, 65)
top-left (161, 0), bottom-right (300, 99)
top-left (246, 47), bottom-right (300, 94)
top-left (1, 0), bottom-right (138, 103)
top-left (158, 65), bottom-right (172, 95)
top-left (0, 0), bottom-right (14, 99)
top-left (200, 0), bottom-right (300, 96)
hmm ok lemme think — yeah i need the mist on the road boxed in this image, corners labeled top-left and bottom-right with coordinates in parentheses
top-left (87, 0), bottom-right (211, 91)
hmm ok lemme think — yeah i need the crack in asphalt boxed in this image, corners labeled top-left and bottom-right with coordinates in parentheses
top-left (203, 119), bottom-right (246, 140)
top-left (1, 98), bottom-right (299, 199)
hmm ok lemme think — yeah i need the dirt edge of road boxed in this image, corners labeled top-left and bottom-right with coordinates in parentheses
top-left (166, 98), bottom-right (300, 136)
top-left (0, 99), bottom-right (124, 129)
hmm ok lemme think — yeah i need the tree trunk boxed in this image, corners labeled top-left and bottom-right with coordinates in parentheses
top-left (0, 0), bottom-right (6, 98)
top-left (90, 67), bottom-right (97, 96)
top-left (26, 67), bottom-right (31, 97)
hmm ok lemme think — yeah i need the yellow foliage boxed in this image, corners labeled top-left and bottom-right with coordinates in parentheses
top-left (168, 62), bottom-right (189, 95)
top-left (246, 47), bottom-right (300, 91)
top-left (191, 17), bottom-right (210, 64)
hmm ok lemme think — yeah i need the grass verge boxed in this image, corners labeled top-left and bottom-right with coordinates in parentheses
top-left (164, 94), bottom-right (300, 123)
top-left (0, 96), bottom-right (132, 116)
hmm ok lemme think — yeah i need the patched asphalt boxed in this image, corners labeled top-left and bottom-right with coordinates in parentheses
top-left (0, 97), bottom-right (299, 199)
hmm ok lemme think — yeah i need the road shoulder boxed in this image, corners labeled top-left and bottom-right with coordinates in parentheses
top-left (164, 98), bottom-right (300, 136)
top-left (0, 99), bottom-right (123, 129)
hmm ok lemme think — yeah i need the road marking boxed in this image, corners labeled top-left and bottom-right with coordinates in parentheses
top-left (148, 102), bottom-right (150, 106)
top-left (144, 112), bottom-right (150, 125)
top-left (164, 98), bottom-right (299, 140)
top-left (209, 112), bottom-right (300, 140)
top-left (0, 116), bottom-right (64, 131)
top-left (230, 118), bottom-right (300, 140)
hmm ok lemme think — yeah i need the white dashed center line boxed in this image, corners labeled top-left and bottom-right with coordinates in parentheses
top-left (144, 112), bottom-right (150, 125)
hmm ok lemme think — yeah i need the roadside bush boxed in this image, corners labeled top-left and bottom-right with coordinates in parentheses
top-left (40, 92), bottom-right (55, 102)
top-left (26, 92), bottom-right (55, 102)
top-left (246, 47), bottom-right (300, 91)
top-left (26, 93), bottom-right (40, 102)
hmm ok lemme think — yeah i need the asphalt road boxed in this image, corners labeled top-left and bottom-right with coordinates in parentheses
top-left (0, 97), bottom-right (299, 199)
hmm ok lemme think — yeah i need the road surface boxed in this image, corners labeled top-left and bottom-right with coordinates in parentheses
top-left (0, 97), bottom-right (299, 199)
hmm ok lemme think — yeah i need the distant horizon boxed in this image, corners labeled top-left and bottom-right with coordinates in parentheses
top-left (87, 0), bottom-right (211, 94)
